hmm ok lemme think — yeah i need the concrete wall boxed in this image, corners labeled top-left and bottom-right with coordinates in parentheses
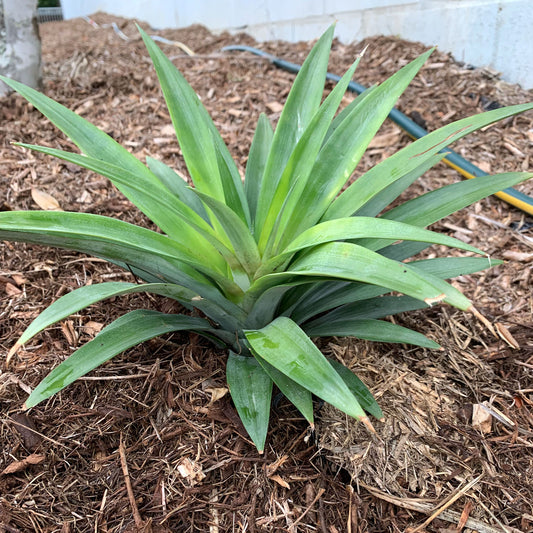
top-left (61, 0), bottom-right (533, 89)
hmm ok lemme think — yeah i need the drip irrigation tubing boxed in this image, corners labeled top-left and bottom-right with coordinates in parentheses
top-left (223, 45), bottom-right (533, 216)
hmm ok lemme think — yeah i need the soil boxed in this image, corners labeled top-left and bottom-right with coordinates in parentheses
top-left (1, 13), bottom-right (532, 533)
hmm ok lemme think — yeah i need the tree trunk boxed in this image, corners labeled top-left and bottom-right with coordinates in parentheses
top-left (0, 0), bottom-right (42, 96)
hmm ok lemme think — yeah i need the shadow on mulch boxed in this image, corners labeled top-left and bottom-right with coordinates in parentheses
top-left (1, 13), bottom-right (532, 532)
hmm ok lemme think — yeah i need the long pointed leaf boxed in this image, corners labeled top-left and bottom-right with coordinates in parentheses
top-left (383, 172), bottom-right (533, 226)
top-left (258, 216), bottom-right (484, 276)
top-left (245, 317), bottom-right (368, 422)
top-left (139, 28), bottom-right (250, 224)
top-left (0, 211), bottom-right (244, 299)
top-left (258, 56), bottom-right (361, 255)
top-left (13, 282), bottom-right (246, 354)
top-left (327, 359), bottom-right (383, 420)
top-left (304, 318), bottom-right (440, 348)
top-left (254, 25), bottom-right (335, 235)
top-left (289, 256), bottom-right (500, 324)
top-left (281, 49), bottom-right (434, 244)
top-left (249, 242), bottom-right (471, 310)
top-left (25, 310), bottom-right (212, 408)
top-left (245, 113), bottom-right (273, 227)
top-left (303, 295), bottom-right (427, 329)
top-left (195, 192), bottom-right (261, 280)
top-left (325, 102), bottom-right (533, 220)
top-left (226, 352), bottom-right (273, 453)
top-left (17, 143), bottom-right (230, 274)
top-left (146, 156), bottom-right (210, 222)
top-left (0, 75), bottom-right (161, 181)
top-left (254, 353), bottom-right (314, 426)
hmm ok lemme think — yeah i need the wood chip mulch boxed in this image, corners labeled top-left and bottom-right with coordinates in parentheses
top-left (1, 13), bottom-right (532, 533)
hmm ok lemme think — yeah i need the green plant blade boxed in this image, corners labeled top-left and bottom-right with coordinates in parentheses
top-left (25, 310), bottom-right (212, 408)
top-left (0, 211), bottom-right (244, 299)
top-left (258, 216), bottom-right (484, 276)
top-left (245, 317), bottom-right (368, 422)
top-left (303, 295), bottom-right (427, 329)
top-left (325, 102), bottom-right (533, 220)
top-left (226, 351), bottom-right (273, 453)
top-left (0, 75), bottom-right (163, 184)
top-left (195, 192), bottom-right (261, 280)
top-left (17, 143), bottom-right (230, 274)
top-left (253, 353), bottom-right (314, 426)
top-left (258, 56), bottom-right (361, 255)
top-left (245, 113), bottom-right (273, 226)
top-left (138, 28), bottom-right (250, 225)
top-left (327, 359), bottom-right (383, 420)
top-left (146, 156), bottom-right (210, 223)
top-left (322, 85), bottom-right (376, 145)
top-left (289, 255), bottom-right (501, 324)
top-left (245, 282), bottom-right (305, 329)
top-left (359, 172), bottom-right (532, 252)
top-left (383, 172), bottom-right (533, 226)
top-left (304, 318), bottom-right (440, 348)
top-left (254, 25), bottom-right (335, 235)
top-left (354, 152), bottom-right (447, 217)
top-left (250, 241), bottom-right (471, 310)
top-left (280, 49), bottom-right (434, 246)
top-left (13, 282), bottom-right (246, 353)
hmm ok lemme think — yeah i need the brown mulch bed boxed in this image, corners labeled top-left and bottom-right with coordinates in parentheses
top-left (1, 13), bottom-right (532, 532)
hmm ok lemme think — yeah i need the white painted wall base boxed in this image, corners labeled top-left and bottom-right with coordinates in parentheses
top-left (61, 0), bottom-right (533, 89)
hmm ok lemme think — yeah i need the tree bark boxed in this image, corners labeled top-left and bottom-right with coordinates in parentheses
top-left (0, 0), bottom-right (42, 96)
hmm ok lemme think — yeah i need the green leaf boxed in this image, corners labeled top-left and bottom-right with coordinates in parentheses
top-left (322, 85), bottom-right (376, 145)
top-left (13, 282), bottom-right (246, 353)
top-left (254, 25), bottom-right (335, 236)
top-left (259, 241), bottom-right (472, 309)
top-left (139, 28), bottom-right (250, 224)
top-left (25, 310), bottom-right (212, 408)
top-left (327, 359), bottom-right (383, 420)
top-left (17, 143), bottom-right (229, 273)
top-left (281, 49), bottom-right (434, 244)
top-left (146, 156), bottom-right (210, 223)
top-left (226, 351), bottom-right (273, 453)
top-left (325, 103), bottom-right (533, 220)
top-left (245, 113), bottom-right (273, 226)
top-left (360, 172), bottom-right (531, 254)
top-left (382, 172), bottom-right (533, 226)
top-left (304, 318), bottom-right (440, 348)
top-left (195, 192), bottom-right (261, 281)
top-left (258, 216), bottom-right (484, 276)
top-left (303, 295), bottom-right (427, 328)
top-left (0, 75), bottom-right (161, 182)
top-left (245, 317), bottom-right (368, 422)
top-left (253, 353), bottom-right (314, 426)
top-left (0, 210), bottom-right (244, 300)
top-left (354, 152), bottom-right (447, 217)
top-left (291, 255), bottom-right (501, 324)
top-left (258, 55), bottom-right (361, 255)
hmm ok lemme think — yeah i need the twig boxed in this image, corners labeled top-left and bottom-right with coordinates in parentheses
top-left (289, 488), bottom-right (326, 532)
top-left (358, 480), bottom-right (519, 533)
top-left (409, 475), bottom-right (482, 532)
top-left (119, 434), bottom-right (144, 529)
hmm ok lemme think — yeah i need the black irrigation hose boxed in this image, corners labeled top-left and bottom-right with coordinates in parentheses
top-left (223, 45), bottom-right (533, 216)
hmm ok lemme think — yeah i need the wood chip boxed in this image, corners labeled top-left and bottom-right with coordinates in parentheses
top-left (472, 404), bottom-right (493, 433)
top-left (2, 453), bottom-right (45, 475)
top-left (266, 101), bottom-right (283, 113)
top-left (495, 323), bottom-right (520, 349)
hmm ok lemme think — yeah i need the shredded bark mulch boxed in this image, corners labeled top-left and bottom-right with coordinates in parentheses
top-left (1, 13), bottom-right (532, 532)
